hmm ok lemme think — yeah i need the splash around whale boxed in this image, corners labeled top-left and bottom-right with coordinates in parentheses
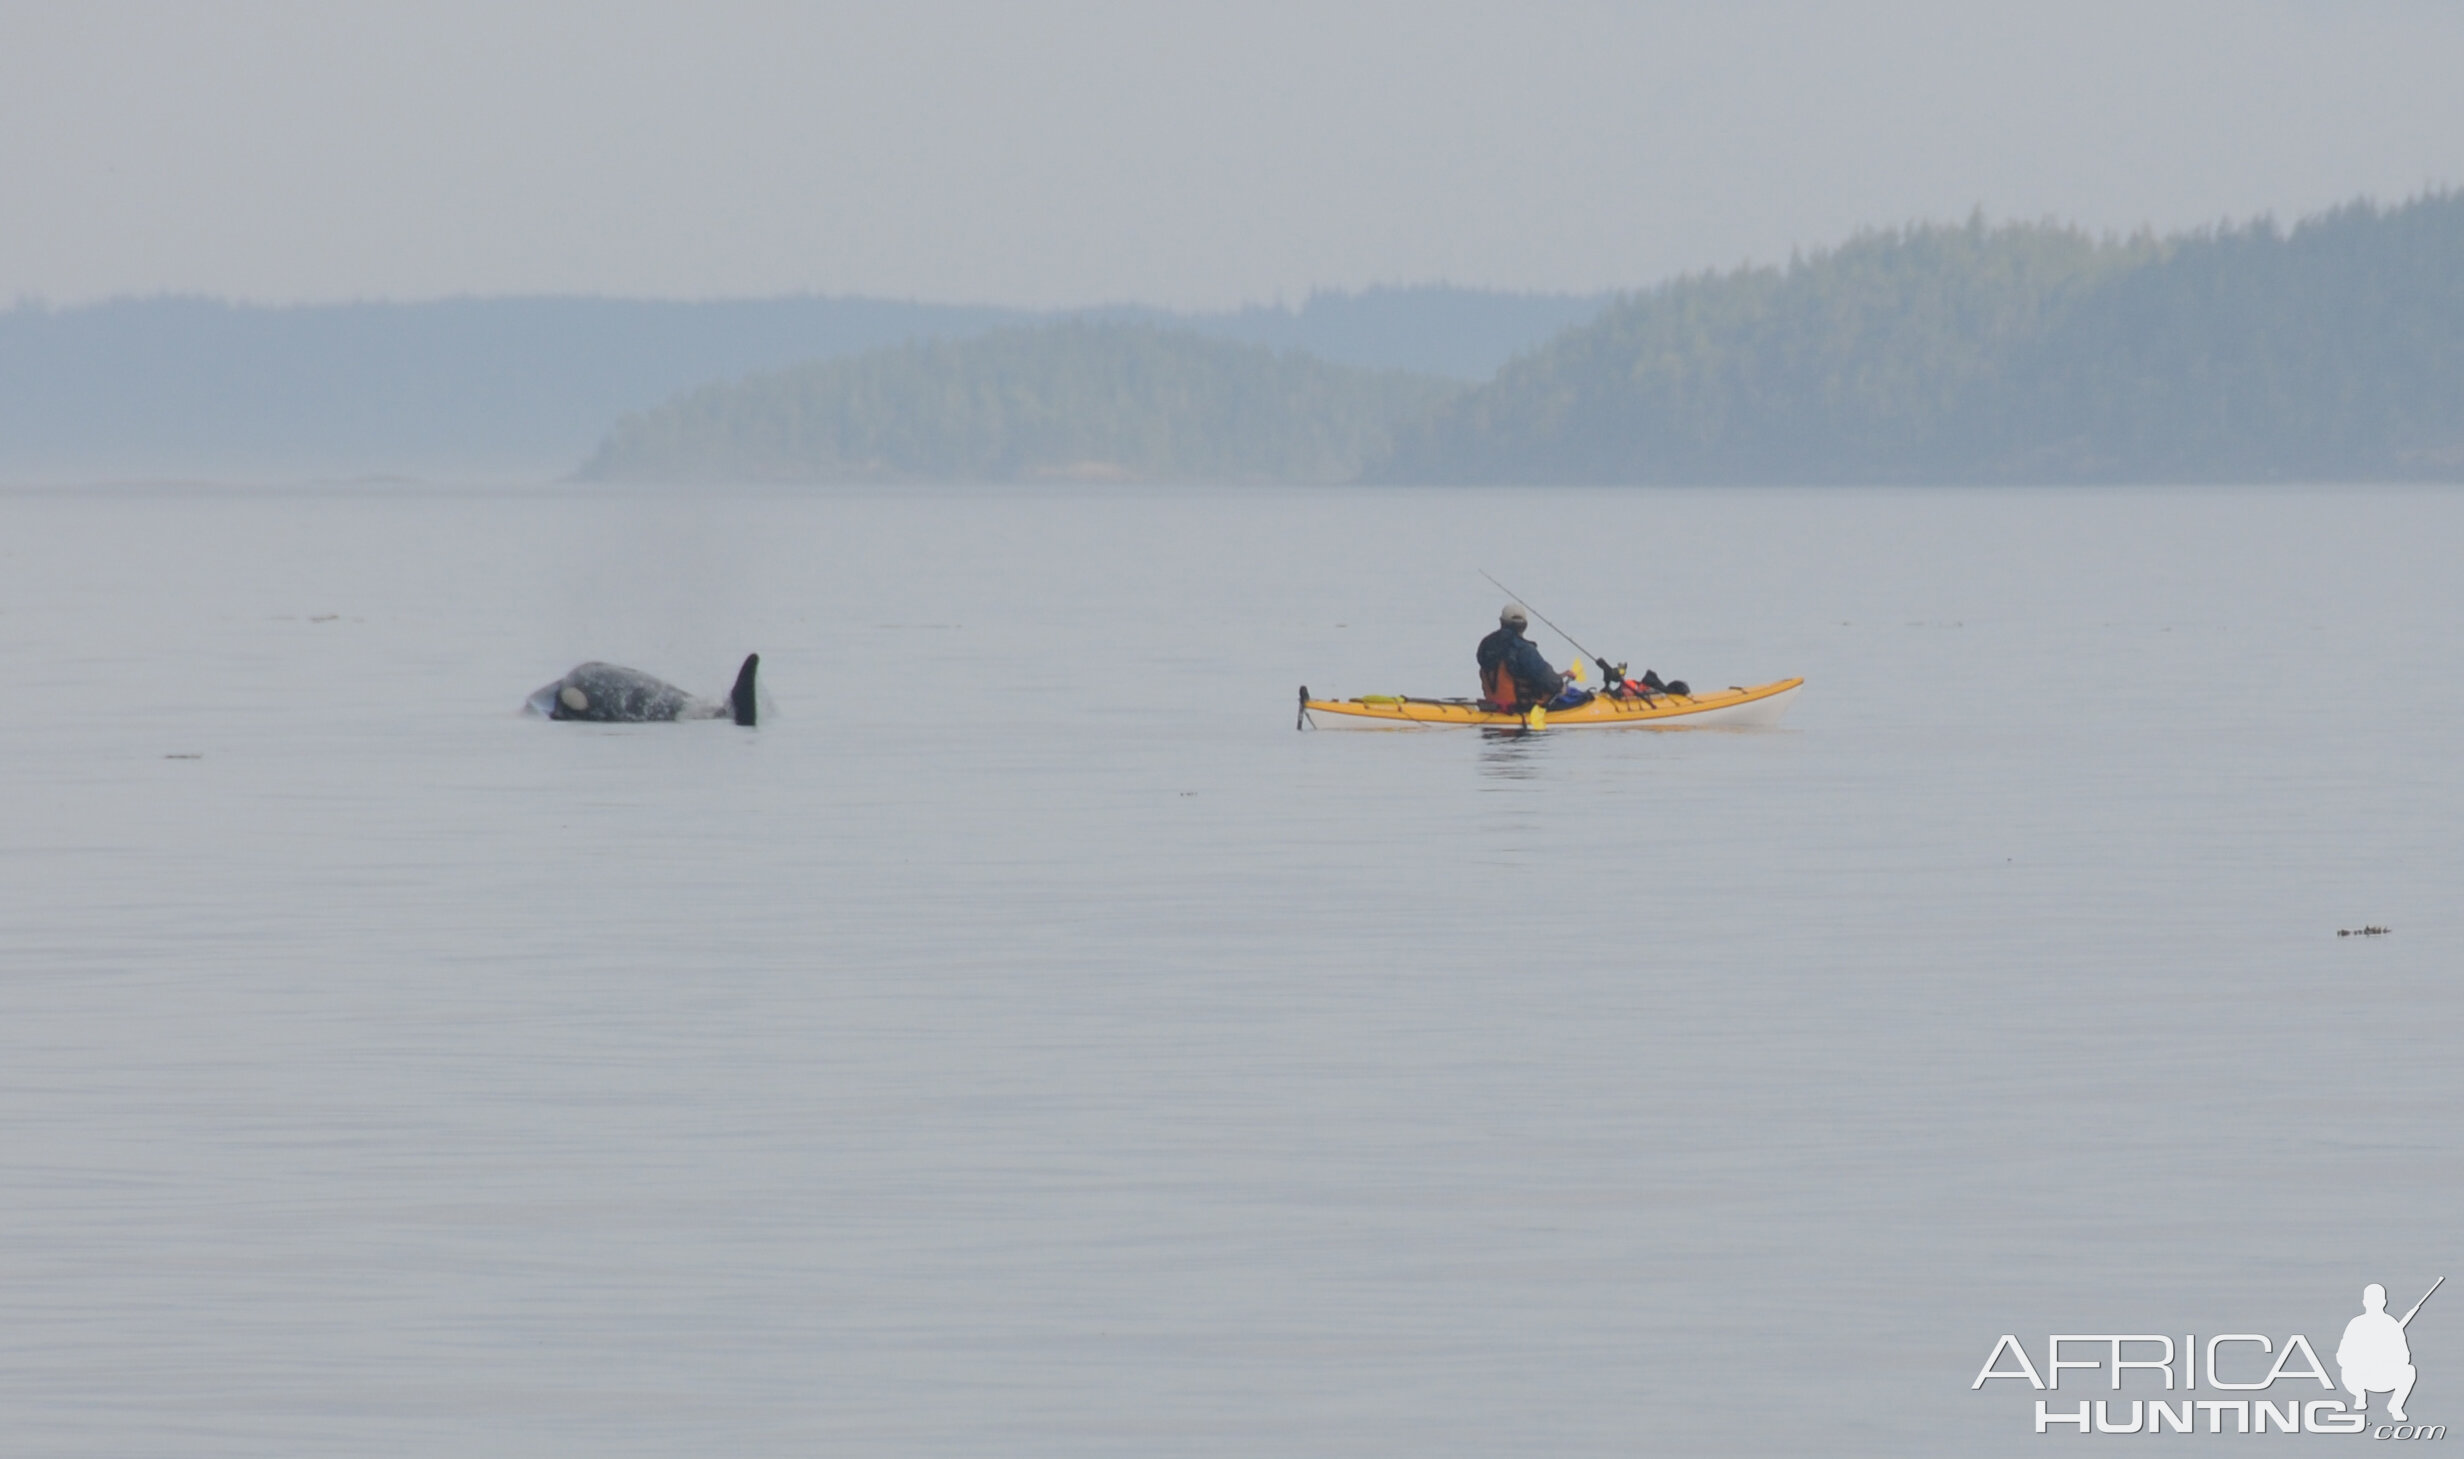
top-left (526, 653), bottom-right (760, 726)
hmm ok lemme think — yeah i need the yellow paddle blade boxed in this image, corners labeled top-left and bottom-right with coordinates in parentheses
top-left (1567, 659), bottom-right (1586, 682)
top-left (1525, 705), bottom-right (1547, 730)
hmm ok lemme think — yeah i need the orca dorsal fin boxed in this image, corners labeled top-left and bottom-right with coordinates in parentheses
top-left (729, 653), bottom-right (760, 726)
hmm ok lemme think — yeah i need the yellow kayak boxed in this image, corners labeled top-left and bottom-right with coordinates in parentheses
top-left (1299, 677), bottom-right (1803, 729)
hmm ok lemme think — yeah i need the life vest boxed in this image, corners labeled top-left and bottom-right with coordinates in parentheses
top-left (1481, 660), bottom-right (1519, 708)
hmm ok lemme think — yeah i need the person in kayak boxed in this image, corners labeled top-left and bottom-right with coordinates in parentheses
top-left (1478, 604), bottom-right (1582, 710)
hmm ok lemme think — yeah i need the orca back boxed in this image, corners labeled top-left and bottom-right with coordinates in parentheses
top-left (551, 663), bottom-right (698, 721)
top-left (527, 654), bottom-right (760, 724)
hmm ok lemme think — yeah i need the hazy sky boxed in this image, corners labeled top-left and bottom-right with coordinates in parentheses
top-left (4, 1), bottom-right (2460, 310)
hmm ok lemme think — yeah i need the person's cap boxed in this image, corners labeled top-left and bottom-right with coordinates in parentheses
top-left (1500, 604), bottom-right (1529, 627)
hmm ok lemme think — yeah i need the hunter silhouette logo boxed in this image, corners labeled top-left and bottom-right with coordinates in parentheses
top-left (2342, 1278), bottom-right (2441, 1424)
top-left (1973, 1278), bottom-right (2444, 1438)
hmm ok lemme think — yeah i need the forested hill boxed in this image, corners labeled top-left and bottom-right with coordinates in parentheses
top-left (0, 286), bottom-right (1598, 481)
top-left (579, 321), bottom-right (1461, 484)
top-left (1374, 193), bottom-right (2464, 483)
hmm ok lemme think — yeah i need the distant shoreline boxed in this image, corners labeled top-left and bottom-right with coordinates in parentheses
top-left (11, 195), bottom-right (2460, 487)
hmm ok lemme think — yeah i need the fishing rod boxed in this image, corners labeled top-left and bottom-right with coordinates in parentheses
top-left (2401, 1275), bottom-right (2445, 1329)
top-left (1480, 570), bottom-right (1617, 680)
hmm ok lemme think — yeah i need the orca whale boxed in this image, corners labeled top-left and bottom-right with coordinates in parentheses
top-left (527, 653), bottom-right (759, 726)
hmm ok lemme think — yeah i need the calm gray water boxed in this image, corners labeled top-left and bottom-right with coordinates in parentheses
top-left (2, 482), bottom-right (2457, 1456)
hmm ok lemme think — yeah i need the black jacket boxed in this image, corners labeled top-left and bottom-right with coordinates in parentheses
top-left (1476, 625), bottom-right (1559, 703)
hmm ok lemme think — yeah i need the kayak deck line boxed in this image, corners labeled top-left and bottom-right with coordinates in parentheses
top-left (1298, 677), bottom-right (1803, 729)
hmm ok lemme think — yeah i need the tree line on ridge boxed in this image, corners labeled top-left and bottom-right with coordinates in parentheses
top-left (582, 192), bottom-right (2464, 485)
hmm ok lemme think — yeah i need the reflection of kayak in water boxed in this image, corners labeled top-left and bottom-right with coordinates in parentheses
top-left (1299, 677), bottom-right (1803, 729)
